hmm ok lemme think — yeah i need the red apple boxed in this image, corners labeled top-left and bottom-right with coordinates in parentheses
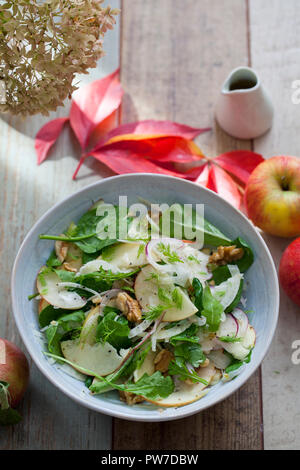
top-left (279, 238), bottom-right (300, 306)
top-left (245, 156), bottom-right (300, 237)
top-left (0, 338), bottom-right (29, 408)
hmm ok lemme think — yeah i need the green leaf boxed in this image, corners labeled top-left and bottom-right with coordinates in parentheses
top-left (90, 355), bottom-right (134, 395)
top-left (168, 360), bottom-right (208, 385)
top-left (45, 310), bottom-right (85, 356)
top-left (170, 323), bottom-right (199, 345)
top-left (160, 205), bottom-right (231, 246)
top-left (225, 350), bottom-right (252, 374)
top-left (174, 343), bottom-right (206, 368)
top-left (201, 285), bottom-right (224, 332)
top-left (192, 278), bottom-right (203, 314)
top-left (39, 305), bottom-right (67, 328)
top-left (212, 238), bottom-right (254, 284)
top-left (96, 311), bottom-right (131, 350)
top-left (46, 249), bottom-right (62, 268)
top-left (233, 237), bottom-right (254, 272)
top-left (117, 372), bottom-right (174, 400)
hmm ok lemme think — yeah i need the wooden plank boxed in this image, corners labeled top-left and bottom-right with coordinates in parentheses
top-left (250, 0), bottom-right (300, 450)
top-left (113, 0), bottom-right (263, 450)
top-left (0, 0), bottom-right (120, 450)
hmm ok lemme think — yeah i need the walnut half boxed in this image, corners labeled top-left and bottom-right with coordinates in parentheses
top-left (154, 349), bottom-right (174, 373)
top-left (119, 391), bottom-right (145, 405)
top-left (209, 245), bottom-right (244, 266)
top-left (115, 292), bottom-right (142, 323)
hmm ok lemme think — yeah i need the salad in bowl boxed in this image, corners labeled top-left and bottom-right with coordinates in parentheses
top-left (30, 198), bottom-right (256, 408)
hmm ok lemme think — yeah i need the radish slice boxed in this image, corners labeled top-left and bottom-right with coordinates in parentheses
top-left (232, 308), bottom-right (249, 337)
top-left (216, 313), bottom-right (238, 339)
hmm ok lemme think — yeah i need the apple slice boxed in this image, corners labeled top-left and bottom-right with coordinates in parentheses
top-left (133, 348), bottom-right (156, 382)
top-left (79, 305), bottom-right (100, 345)
top-left (146, 364), bottom-right (216, 407)
top-left (134, 265), bottom-right (198, 322)
top-left (61, 339), bottom-right (126, 377)
top-left (36, 267), bottom-right (87, 309)
top-left (100, 242), bottom-right (147, 270)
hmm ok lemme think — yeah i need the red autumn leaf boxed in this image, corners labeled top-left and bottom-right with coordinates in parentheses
top-left (208, 164), bottom-right (242, 209)
top-left (35, 117), bottom-right (69, 165)
top-left (69, 69), bottom-right (123, 150)
top-left (72, 135), bottom-right (206, 179)
top-left (214, 150), bottom-right (263, 186)
top-left (73, 147), bottom-right (191, 180)
top-left (194, 163), bottom-right (214, 189)
top-left (91, 120), bottom-right (211, 150)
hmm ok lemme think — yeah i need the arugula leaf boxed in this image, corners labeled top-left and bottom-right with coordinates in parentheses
top-left (45, 353), bottom-right (173, 400)
top-left (116, 372), bottom-right (174, 400)
top-left (170, 323), bottom-right (199, 345)
top-left (0, 383), bottom-right (22, 425)
top-left (78, 266), bottom-right (140, 283)
top-left (201, 285), bottom-right (224, 332)
top-left (168, 360), bottom-right (208, 385)
top-left (173, 343), bottom-right (206, 368)
top-left (90, 355), bottom-right (135, 394)
top-left (96, 311), bottom-right (131, 350)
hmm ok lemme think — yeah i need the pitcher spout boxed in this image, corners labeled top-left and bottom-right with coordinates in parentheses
top-left (222, 66), bottom-right (260, 95)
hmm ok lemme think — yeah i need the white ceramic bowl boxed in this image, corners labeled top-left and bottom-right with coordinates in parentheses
top-left (11, 174), bottom-right (279, 422)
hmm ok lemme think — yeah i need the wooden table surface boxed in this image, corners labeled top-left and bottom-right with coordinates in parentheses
top-left (1, 0), bottom-right (300, 450)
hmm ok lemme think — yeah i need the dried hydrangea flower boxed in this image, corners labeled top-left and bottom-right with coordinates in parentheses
top-left (0, 0), bottom-right (119, 116)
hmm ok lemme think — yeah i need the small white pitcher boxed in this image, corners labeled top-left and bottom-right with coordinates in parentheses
top-left (216, 66), bottom-right (273, 139)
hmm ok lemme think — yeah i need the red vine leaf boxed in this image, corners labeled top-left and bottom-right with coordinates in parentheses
top-left (209, 164), bottom-right (242, 209)
top-left (91, 120), bottom-right (211, 150)
top-left (214, 150), bottom-right (263, 185)
top-left (69, 69), bottom-right (123, 150)
top-left (35, 117), bottom-right (69, 165)
top-left (84, 147), bottom-right (191, 179)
